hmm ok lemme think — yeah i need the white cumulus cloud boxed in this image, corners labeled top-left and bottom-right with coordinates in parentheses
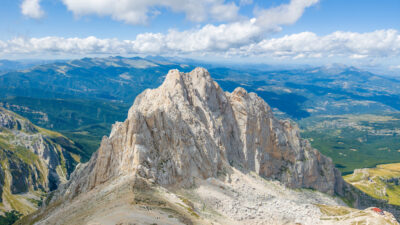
top-left (21, 0), bottom-right (44, 19)
top-left (254, 0), bottom-right (319, 29)
top-left (390, 65), bottom-right (400, 70)
top-left (21, 0), bottom-right (318, 27)
top-left (128, 0), bottom-right (321, 53)
top-left (14, 0), bottom-right (320, 56)
top-left (244, 29), bottom-right (400, 59)
top-left (1, 30), bottom-right (399, 61)
top-left (61, 0), bottom-right (240, 24)
top-left (14, 0), bottom-right (396, 64)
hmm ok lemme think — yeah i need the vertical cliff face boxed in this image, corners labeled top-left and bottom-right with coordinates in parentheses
top-left (55, 67), bottom-right (344, 202)
top-left (228, 87), bottom-right (345, 194)
top-left (0, 107), bottom-right (79, 214)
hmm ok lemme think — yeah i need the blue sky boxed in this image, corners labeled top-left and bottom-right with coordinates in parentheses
top-left (0, 0), bottom-right (399, 73)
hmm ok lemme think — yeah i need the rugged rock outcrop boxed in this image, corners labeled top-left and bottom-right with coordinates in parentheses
top-left (0, 107), bottom-right (79, 214)
top-left (0, 109), bottom-right (37, 133)
top-left (53, 68), bottom-right (344, 202)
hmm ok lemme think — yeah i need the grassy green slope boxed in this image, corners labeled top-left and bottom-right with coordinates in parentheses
top-left (344, 163), bottom-right (400, 206)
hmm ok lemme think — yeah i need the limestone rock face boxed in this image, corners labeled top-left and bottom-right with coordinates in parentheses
top-left (56, 67), bottom-right (344, 201)
top-left (228, 87), bottom-right (343, 194)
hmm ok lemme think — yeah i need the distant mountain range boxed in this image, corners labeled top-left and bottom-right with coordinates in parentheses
top-left (0, 57), bottom-right (194, 103)
top-left (0, 59), bottom-right (65, 74)
top-left (1, 57), bottom-right (400, 120)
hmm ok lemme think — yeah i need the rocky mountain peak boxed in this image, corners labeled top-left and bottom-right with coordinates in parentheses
top-left (52, 67), bottom-right (346, 205)
top-left (135, 67), bottom-right (225, 115)
top-left (232, 86), bottom-right (249, 97)
top-left (20, 67), bottom-right (400, 225)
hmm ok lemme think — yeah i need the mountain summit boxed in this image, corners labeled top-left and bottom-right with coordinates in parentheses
top-left (23, 68), bottom-right (399, 225)
top-left (57, 67), bottom-right (343, 196)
